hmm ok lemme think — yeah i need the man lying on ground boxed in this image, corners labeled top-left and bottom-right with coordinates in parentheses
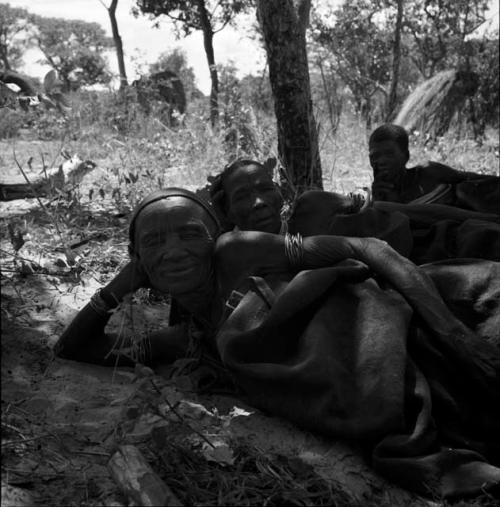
top-left (369, 123), bottom-right (500, 213)
top-left (54, 186), bottom-right (500, 499)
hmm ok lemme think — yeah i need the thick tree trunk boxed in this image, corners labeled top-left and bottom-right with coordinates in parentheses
top-left (196, 0), bottom-right (219, 126)
top-left (386, 0), bottom-right (404, 120)
top-left (256, 0), bottom-right (322, 191)
top-left (107, 0), bottom-right (128, 90)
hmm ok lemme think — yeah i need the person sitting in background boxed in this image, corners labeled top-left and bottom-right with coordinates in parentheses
top-left (369, 123), bottom-right (500, 213)
top-left (54, 185), bottom-right (500, 499)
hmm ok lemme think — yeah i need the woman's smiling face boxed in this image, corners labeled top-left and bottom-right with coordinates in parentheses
top-left (134, 196), bottom-right (217, 296)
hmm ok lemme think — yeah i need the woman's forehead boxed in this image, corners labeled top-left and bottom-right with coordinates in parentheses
top-left (136, 196), bottom-right (210, 229)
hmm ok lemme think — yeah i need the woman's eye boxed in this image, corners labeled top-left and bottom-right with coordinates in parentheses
top-left (142, 237), bottom-right (163, 248)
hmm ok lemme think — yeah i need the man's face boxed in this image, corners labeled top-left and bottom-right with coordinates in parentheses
top-left (223, 164), bottom-right (283, 233)
top-left (369, 140), bottom-right (408, 180)
top-left (134, 197), bottom-right (216, 296)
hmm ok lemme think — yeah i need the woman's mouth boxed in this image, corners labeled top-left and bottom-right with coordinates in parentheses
top-left (161, 265), bottom-right (197, 278)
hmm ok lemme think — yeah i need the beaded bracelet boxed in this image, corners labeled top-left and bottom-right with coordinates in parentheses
top-left (284, 232), bottom-right (304, 270)
top-left (89, 288), bottom-right (119, 317)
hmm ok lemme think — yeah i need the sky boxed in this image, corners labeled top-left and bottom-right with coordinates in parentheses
top-left (6, 0), bottom-right (268, 94)
top-left (5, 0), bottom-right (499, 94)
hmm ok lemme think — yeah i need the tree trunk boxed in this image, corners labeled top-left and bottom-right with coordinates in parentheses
top-left (107, 0), bottom-right (128, 90)
top-left (196, 0), bottom-right (219, 126)
top-left (0, 47), bottom-right (11, 70)
top-left (386, 0), bottom-right (404, 120)
top-left (256, 0), bottom-right (322, 191)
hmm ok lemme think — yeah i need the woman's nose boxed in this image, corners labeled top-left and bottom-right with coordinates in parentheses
top-left (159, 239), bottom-right (186, 260)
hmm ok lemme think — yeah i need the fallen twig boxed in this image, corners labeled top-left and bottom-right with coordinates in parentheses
top-left (149, 379), bottom-right (216, 449)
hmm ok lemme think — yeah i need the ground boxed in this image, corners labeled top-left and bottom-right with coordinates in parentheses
top-left (1, 121), bottom-right (498, 506)
top-left (0, 173), bottom-right (432, 507)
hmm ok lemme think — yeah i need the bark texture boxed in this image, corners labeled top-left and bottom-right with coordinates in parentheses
top-left (196, 0), bottom-right (219, 126)
top-left (107, 0), bottom-right (128, 90)
top-left (386, 0), bottom-right (404, 120)
top-left (256, 0), bottom-right (322, 191)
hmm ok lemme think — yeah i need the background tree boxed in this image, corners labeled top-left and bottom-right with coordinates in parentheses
top-left (0, 3), bottom-right (33, 70)
top-left (32, 16), bottom-right (113, 91)
top-left (133, 0), bottom-right (251, 126)
top-left (311, 0), bottom-right (395, 128)
top-left (386, 0), bottom-right (404, 120)
top-left (403, 0), bottom-right (490, 78)
top-left (100, 0), bottom-right (128, 90)
top-left (149, 48), bottom-right (199, 101)
top-left (256, 0), bottom-right (322, 191)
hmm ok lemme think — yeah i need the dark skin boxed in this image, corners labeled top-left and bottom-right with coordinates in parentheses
top-left (54, 197), bottom-right (221, 366)
top-left (223, 163), bottom-right (284, 234)
top-left (221, 163), bottom-right (364, 234)
top-left (369, 139), bottom-right (484, 203)
top-left (56, 192), bottom-right (456, 369)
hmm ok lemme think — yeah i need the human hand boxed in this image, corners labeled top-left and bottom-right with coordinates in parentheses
top-left (372, 174), bottom-right (400, 201)
top-left (104, 260), bottom-right (151, 302)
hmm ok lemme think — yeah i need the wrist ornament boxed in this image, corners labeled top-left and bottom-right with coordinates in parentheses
top-left (285, 232), bottom-right (304, 271)
top-left (89, 288), bottom-right (120, 317)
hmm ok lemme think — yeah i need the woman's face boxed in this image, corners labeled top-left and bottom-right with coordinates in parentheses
top-left (134, 197), bottom-right (216, 296)
top-left (223, 164), bottom-right (283, 233)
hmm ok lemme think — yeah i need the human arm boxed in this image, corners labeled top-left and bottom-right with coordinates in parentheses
top-left (54, 261), bottom-right (189, 366)
top-left (215, 231), bottom-right (438, 299)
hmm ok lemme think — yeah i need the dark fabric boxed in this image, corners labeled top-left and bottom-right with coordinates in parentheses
top-left (215, 256), bottom-right (500, 498)
top-left (289, 191), bottom-right (500, 264)
top-left (396, 165), bottom-right (500, 214)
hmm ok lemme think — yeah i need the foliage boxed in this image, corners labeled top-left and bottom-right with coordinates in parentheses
top-left (0, 3), bottom-right (34, 70)
top-left (31, 15), bottom-right (113, 91)
top-left (133, 0), bottom-right (253, 125)
top-left (239, 71), bottom-right (273, 116)
top-left (311, 0), bottom-right (497, 135)
top-left (458, 36), bottom-right (500, 136)
top-left (133, 0), bottom-right (251, 35)
top-left (403, 0), bottom-right (490, 78)
top-left (149, 48), bottom-right (200, 101)
top-left (311, 1), bottom-right (395, 126)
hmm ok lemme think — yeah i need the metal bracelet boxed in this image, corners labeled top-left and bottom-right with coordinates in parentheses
top-left (284, 232), bottom-right (304, 270)
top-left (89, 289), bottom-right (114, 317)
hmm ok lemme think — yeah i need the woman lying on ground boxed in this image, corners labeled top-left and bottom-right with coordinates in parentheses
top-left (209, 158), bottom-right (500, 263)
top-left (54, 187), bottom-right (500, 499)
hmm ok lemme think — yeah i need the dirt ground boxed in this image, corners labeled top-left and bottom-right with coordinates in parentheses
top-left (0, 194), bottom-right (432, 506)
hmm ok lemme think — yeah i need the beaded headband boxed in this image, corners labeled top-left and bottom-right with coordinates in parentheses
top-left (128, 187), bottom-right (221, 251)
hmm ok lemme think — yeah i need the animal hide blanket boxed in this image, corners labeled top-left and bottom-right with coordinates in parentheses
top-left (216, 256), bottom-right (500, 499)
top-left (288, 191), bottom-right (500, 264)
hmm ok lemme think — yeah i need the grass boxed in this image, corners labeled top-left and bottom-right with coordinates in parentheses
top-left (1, 92), bottom-right (498, 506)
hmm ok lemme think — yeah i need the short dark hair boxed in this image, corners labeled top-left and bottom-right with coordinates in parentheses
top-left (369, 124), bottom-right (409, 159)
top-left (209, 159), bottom-right (268, 211)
